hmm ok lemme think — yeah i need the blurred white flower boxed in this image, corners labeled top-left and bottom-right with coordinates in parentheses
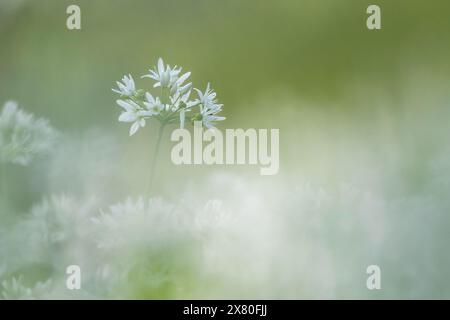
top-left (91, 197), bottom-right (194, 251)
top-left (19, 195), bottom-right (99, 269)
top-left (195, 199), bottom-right (232, 233)
top-left (1, 277), bottom-right (33, 300)
top-left (112, 74), bottom-right (136, 96)
top-left (1, 277), bottom-right (52, 300)
top-left (0, 100), bottom-right (57, 165)
top-left (90, 197), bottom-right (205, 297)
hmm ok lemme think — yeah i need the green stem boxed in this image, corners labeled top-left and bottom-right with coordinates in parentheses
top-left (148, 123), bottom-right (166, 196)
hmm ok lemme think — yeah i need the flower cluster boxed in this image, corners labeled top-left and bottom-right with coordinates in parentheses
top-left (0, 101), bottom-right (57, 166)
top-left (91, 197), bottom-right (194, 250)
top-left (112, 58), bottom-right (225, 136)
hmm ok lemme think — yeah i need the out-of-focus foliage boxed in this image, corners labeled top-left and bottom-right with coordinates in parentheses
top-left (0, 101), bottom-right (56, 166)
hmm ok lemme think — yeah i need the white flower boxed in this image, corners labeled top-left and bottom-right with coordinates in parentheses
top-left (200, 109), bottom-right (226, 128)
top-left (112, 74), bottom-right (136, 96)
top-left (116, 99), bottom-right (152, 136)
top-left (170, 90), bottom-right (196, 128)
top-left (142, 57), bottom-right (182, 88)
top-left (170, 71), bottom-right (192, 96)
top-left (0, 101), bottom-right (57, 165)
top-left (195, 82), bottom-right (223, 112)
top-left (114, 58), bottom-right (225, 133)
top-left (143, 92), bottom-right (164, 114)
top-left (195, 84), bottom-right (225, 128)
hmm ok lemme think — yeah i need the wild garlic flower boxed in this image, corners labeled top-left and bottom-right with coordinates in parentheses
top-left (112, 57), bottom-right (225, 136)
top-left (142, 58), bottom-right (183, 89)
top-left (0, 101), bottom-right (57, 166)
top-left (194, 83), bottom-right (226, 128)
top-left (143, 92), bottom-right (164, 114)
top-left (112, 74), bottom-right (136, 97)
top-left (195, 82), bottom-right (223, 112)
top-left (116, 99), bottom-right (149, 136)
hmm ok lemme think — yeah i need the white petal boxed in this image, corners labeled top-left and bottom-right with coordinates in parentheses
top-left (179, 83), bottom-right (192, 95)
top-left (116, 100), bottom-right (133, 111)
top-left (157, 58), bottom-right (164, 75)
top-left (117, 82), bottom-right (127, 92)
top-left (119, 112), bottom-right (137, 122)
top-left (194, 88), bottom-right (203, 99)
top-left (129, 121), bottom-right (140, 136)
top-left (138, 110), bottom-right (154, 117)
top-left (177, 72), bottom-right (191, 85)
top-left (127, 74), bottom-right (135, 90)
top-left (145, 92), bottom-right (155, 104)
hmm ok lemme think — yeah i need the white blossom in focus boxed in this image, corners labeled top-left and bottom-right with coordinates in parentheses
top-left (143, 92), bottom-right (164, 114)
top-left (194, 83), bottom-right (225, 128)
top-left (142, 58), bottom-right (183, 88)
top-left (116, 99), bottom-right (151, 136)
top-left (195, 82), bottom-right (223, 112)
top-left (112, 74), bottom-right (136, 96)
top-left (112, 57), bottom-right (224, 135)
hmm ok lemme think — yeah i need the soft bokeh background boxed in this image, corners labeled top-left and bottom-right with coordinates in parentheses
top-left (1, 0), bottom-right (450, 299)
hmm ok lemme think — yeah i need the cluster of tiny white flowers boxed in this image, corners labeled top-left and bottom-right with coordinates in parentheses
top-left (112, 58), bottom-right (225, 136)
top-left (0, 101), bottom-right (57, 165)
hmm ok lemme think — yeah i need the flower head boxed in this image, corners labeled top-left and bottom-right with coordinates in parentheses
top-left (112, 58), bottom-right (225, 135)
top-left (0, 101), bottom-right (57, 165)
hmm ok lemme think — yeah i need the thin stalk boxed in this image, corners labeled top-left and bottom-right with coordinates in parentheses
top-left (147, 122), bottom-right (166, 196)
